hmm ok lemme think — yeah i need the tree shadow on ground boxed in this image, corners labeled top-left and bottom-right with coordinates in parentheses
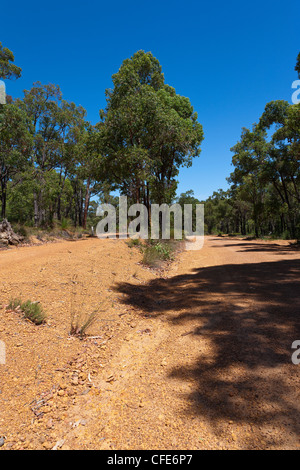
top-left (114, 258), bottom-right (300, 448)
top-left (212, 240), bottom-right (300, 254)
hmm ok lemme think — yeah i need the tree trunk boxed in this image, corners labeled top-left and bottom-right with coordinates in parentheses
top-left (83, 178), bottom-right (90, 230)
top-left (1, 179), bottom-right (7, 219)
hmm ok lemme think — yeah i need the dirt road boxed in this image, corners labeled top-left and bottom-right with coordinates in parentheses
top-left (0, 236), bottom-right (300, 450)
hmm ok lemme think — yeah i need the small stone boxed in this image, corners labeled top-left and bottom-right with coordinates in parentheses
top-left (41, 405), bottom-right (52, 414)
top-left (52, 439), bottom-right (65, 450)
top-left (71, 377), bottom-right (79, 386)
top-left (46, 419), bottom-right (53, 429)
top-left (0, 437), bottom-right (5, 447)
top-left (43, 441), bottom-right (53, 450)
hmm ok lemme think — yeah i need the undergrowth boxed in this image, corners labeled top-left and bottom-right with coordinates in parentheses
top-left (7, 298), bottom-right (46, 325)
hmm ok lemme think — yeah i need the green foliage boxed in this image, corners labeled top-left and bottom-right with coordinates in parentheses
top-left (126, 238), bottom-right (142, 248)
top-left (14, 225), bottom-right (28, 239)
top-left (0, 50), bottom-right (202, 234)
top-left (61, 217), bottom-right (71, 230)
top-left (204, 100), bottom-right (300, 239)
top-left (7, 298), bottom-right (46, 325)
top-left (176, 190), bottom-right (201, 232)
top-left (141, 239), bottom-right (174, 266)
top-left (101, 50), bottom-right (204, 207)
top-left (0, 104), bottom-right (32, 218)
top-left (0, 42), bottom-right (22, 80)
top-left (295, 52), bottom-right (300, 78)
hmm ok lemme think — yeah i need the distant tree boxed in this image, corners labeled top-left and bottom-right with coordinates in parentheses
top-left (17, 82), bottom-right (89, 226)
top-left (0, 104), bottom-right (32, 218)
top-left (0, 42), bottom-right (22, 80)
top-left (295, 52), bottom-right (300, 78)
top-left (176, 190), bottom-right (201, 231)
top-left (259, 100), bottom-right (299, 237)
top-left (229, 125), bottom-right (269, 237)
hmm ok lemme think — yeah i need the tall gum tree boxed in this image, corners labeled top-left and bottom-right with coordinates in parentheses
top-left (100, 50), bottom-right (204, 209)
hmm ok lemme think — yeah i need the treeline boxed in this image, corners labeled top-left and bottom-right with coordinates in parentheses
top-left (204, 53), bottom-right (300, 240)
top-left (0, 44), bottom-right (203, 230)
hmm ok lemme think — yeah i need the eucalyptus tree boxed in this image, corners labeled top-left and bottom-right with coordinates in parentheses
top-left (101, 50), bottom-right (204, 209)
top-left (0, 42), bottom-right (21, 80)
top-left (17, 82), bottom-right (89, 226)
top-left (259, 100), bottom-right (299, 237)
top-left (0, 104), bottom-right (32, 218)
top-left (229, 125), bottom-right (269, 237)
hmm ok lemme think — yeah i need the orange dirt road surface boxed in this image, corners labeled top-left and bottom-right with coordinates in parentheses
top-left (0, 236), bottom-right (300, 450)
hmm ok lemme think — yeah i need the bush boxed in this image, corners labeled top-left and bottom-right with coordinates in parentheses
top-left (61, 217), bottom-right (71, 230)
top-left (141, 240), bottom-right (174, 267)
top-left (7, 298), bottom-right (46, 325)
top-left (126, 238), bottom-right (142, 248)
top-left (16, 226), bottom-right (28, 239)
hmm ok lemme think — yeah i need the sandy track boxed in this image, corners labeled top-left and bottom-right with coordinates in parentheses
top-left (0, 236), bottom-right (300, 449)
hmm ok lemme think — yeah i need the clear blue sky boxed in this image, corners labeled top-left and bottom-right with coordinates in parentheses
top-left (1, 0), bottom-right (299, 200)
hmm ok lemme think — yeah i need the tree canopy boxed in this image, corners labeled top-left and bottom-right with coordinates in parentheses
top-left (100, 50), bottom-right (204, 208)
top-left (0, 47), bottom-right (204, 233)
top-left (0, 42), bottom-right (22, 80)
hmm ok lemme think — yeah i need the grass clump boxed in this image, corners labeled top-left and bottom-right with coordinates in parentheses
top-left (70, 310), bottom-right (98, 338)
top-left (126, 238), bottom-right (142, 248)
top-left (69, 275), bottom-right (98, 338)
top-left (127, 236), bottom-right (178, 267)
top-left (141, 240), bottom-right (174, 267)
top-left (7, 298), bottom-right (46, 325)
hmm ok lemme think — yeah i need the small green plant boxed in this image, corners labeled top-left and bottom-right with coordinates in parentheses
top-left (8, 297), bottom-right (22, 310)
top-left (141, 240), bottom-right (174, 266)
top-left (7, 298), bottom-right (46, 325)
top-left (126, 238), bottom-right (142, 248)
top-left (16, 226), bottom-right (28, 239)
top-left (61, 217), bottom-right (71, 230)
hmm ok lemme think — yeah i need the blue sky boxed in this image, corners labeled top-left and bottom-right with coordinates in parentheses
top-left (1, 0), bottom-right (299, 200)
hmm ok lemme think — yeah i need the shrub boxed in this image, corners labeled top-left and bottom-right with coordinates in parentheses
top-left (16, 226), bottom-right (28, 239)
top-left (8, 298), bottom-right (22, 310)
top-left (126, 238), bottom-right (142, 248)
top-left (141, 240), bottom-right (174, 266)
top-left (61, 217), bottom-right (71, 230)
top-left (7, 298), bottom-right (46, 325)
